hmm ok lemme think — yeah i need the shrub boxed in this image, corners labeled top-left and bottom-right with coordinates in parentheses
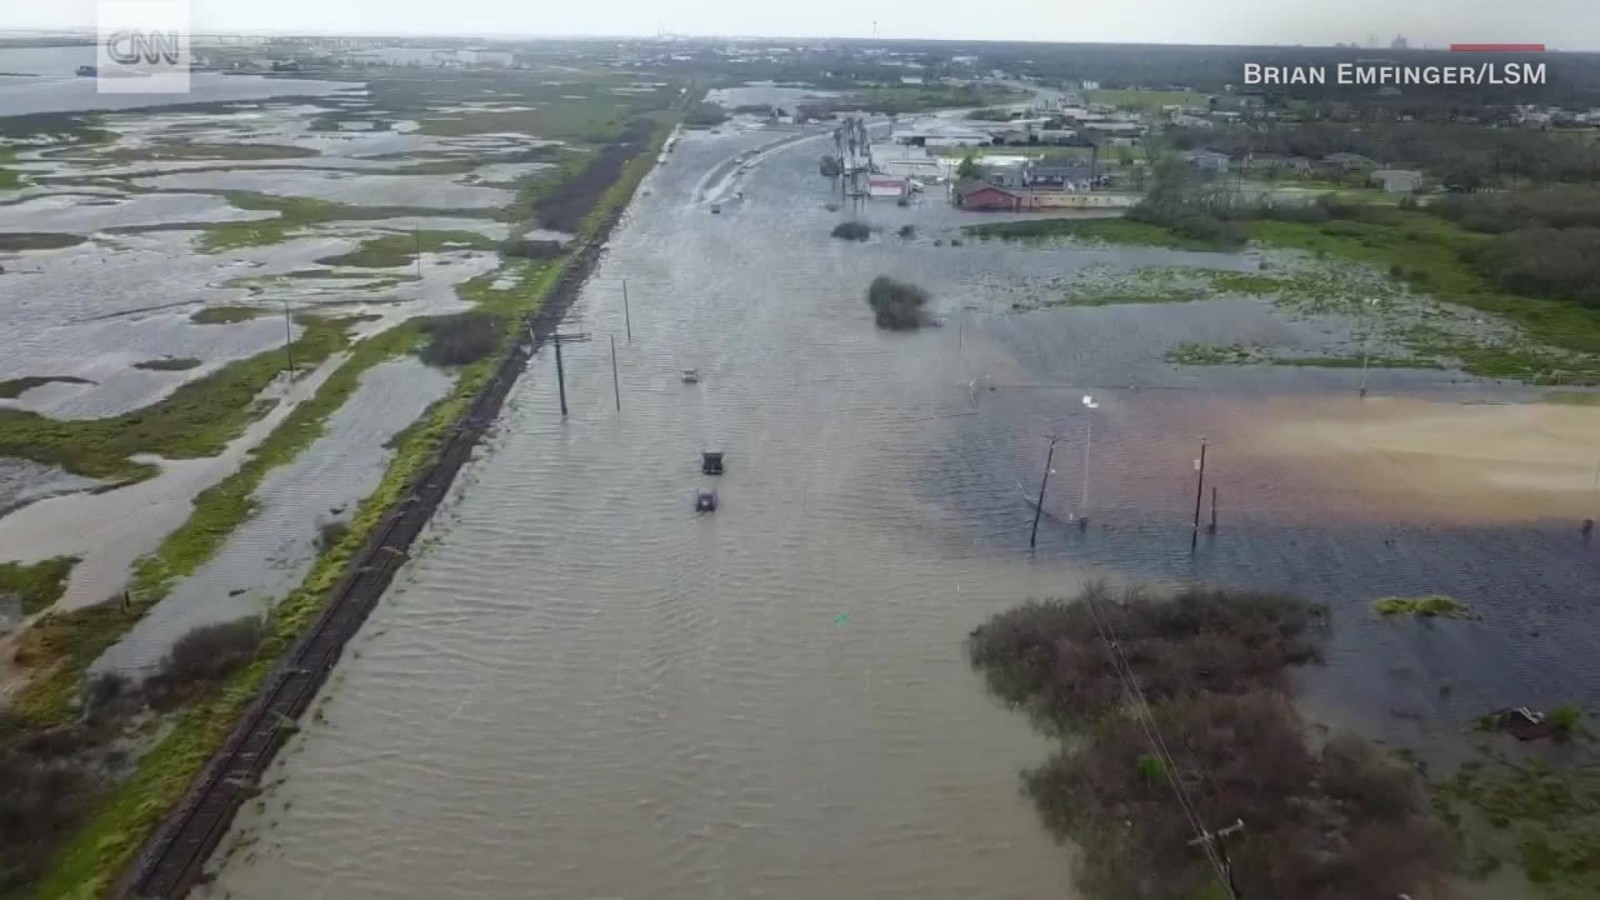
top-left (970, 584), bottom-right (1446, 900)
top-left (500, 238), bottom-right (564, 260)
top-left (865, 275), bottom-right (930, 330)
top-left (160, 618), bottom-right (263, 686)
top-left (317, 520), bottom-right (350, 553)
top-left (1549, 704), bottom-right (1583, 739)
top-left (419, 311), bottom-right (503, 367)
top-left (897, 225), bottom-right (916, 238)
top-left (831, 221), bottom-right (871, 241)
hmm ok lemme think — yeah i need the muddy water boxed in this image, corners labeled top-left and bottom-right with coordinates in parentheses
top-left (206, 127), bottom-right (1092, 899)
top-left (206, 124), bottom-right (1600, 896)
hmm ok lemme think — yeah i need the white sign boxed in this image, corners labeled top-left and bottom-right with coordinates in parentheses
top-left (97, 0), bottom-right (191, 94)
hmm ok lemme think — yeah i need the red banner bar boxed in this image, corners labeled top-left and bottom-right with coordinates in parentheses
top-left (1450, 43), bottom-right (1546, 51)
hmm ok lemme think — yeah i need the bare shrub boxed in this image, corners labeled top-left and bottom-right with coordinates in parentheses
top-left (162, 618), bottom-right (263, 686)
top-left (317, 520), bottom-right (350, 553)
top-left (864, 275), bottom-right (930, 330)
top-left (970, 583), bottom-right (1444, 900)
top-left (831, 221), bottom-right (871, 241)
top-left (419, 312), bottom-right (503, 367)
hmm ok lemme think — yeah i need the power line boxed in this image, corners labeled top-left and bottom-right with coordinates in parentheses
top-left (1080, 587), bottom-right (1243, 899)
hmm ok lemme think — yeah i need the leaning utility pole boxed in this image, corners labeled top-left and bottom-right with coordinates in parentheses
top-left (622, 279), bottom-right (633, 343)
top-left (1191, 438), bottom-right (1208, 552)
top-left (538, 329), bottom-right (591, 417)
top-left (1030, 435), bottom-right (1062, 549)
top-left (610, 333), bottom-right (621, 412)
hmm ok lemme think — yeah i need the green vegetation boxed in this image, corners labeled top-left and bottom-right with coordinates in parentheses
top-left (0, 376), bottom-right (92, 398)
top-left (132, 358), bottom-right (202, 372)
top-left (93, 141), bottom-right (320, 162)
top-left (1372, 595), bottom-right (1478, 619)
top-left (1087, 88), bottom-right (1199, 111)
top-left (13, 79), bottom-right (677, 900)
top-left (313, 230), bottom-right (496, 268)
top-left (969, 585), bottom-right (1446, 899)
top-left (193, 191), bottom-right (496, 252)
top-left (1433, 753), bottom-right (1600, 899)
top-left (0, 557), bottom-right (77, 617)
top-left (966, 215), bottom-right (1228, 250)
top-left (1166, 342), bottom-right (1431, 369)
top-left (1167, 342), bottom-right (1256, 365)
top-left (1550, 706), bottom-right (1585, 740)
top-left (190, 306), bottom-right (267, 325)
top-left (0, 233), bottom-right (85, 252)
top-left (846, 83), bottom-right (1024, 115)
top-left (0, 147), bottom-right (22, 190)
top-left (0, 316), bottom-right (349, 482)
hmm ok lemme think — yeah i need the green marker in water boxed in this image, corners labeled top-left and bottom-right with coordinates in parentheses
top-left (835, 613), bottom-right (849, 626)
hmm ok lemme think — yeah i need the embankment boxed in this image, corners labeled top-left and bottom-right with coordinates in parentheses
top-left (113, 126), bottom-right (671, 900)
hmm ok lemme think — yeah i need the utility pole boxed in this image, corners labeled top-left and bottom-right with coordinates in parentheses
top-left (1030, 436), bottom-right (1061, 549)
top-left (282, 298), bottom-right (294, 379)
top-left (543, 330), bottom-right (591, 417)
top-left (622, 279), bottom-right (632, 343)
top-left (1188, 818), bottom-right (1245, 899)
top-left (1191, 438), bottom-right (1208, 552)
top-left (610, 333), bottom-right (621, 412)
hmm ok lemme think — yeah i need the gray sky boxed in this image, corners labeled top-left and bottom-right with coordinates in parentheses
top-left (2, 0), bottom-right (1594, 49)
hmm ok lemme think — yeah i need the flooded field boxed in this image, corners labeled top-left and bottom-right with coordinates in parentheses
top-left (199, 120), bottom-right (1600, 897)
top-left (94, 358), bottom-right (454, 678)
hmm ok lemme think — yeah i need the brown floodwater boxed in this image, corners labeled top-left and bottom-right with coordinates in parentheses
top-left (204, 126), bottom-right (1096, 899)
top-left (202, 122), bottom-right (1600, 898)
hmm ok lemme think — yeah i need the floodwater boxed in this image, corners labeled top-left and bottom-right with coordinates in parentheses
top-left (177, 123), bottom-right (1600, 895)
top-left (0, 46), bottom-right (354, 117)
top-left (94, 358), bottom-right (454, 679)
top-left (0, 358), bottom-right (343, 612)
top-left (205, 125), bottom-right (1090, 900)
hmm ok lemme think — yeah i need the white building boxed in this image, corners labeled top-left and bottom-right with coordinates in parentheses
top-left (461, 48), bottom-right (514, 67)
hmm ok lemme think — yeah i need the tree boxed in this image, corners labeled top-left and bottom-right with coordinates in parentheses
top-left (957, 153), bottom-right (980, 180)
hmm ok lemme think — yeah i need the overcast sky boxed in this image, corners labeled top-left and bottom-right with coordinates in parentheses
top-left (1, 0), bottom-right (1594, 50)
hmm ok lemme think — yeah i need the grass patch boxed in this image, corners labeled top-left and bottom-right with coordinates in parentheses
top-left (0, 316), bottom-right (348, 482)
top-left (313, 230), bottom-right (496, 268)
top-left (0, 233), bottom-right (85, 252)
top-left (0, 557), bottom-right (77, 617)
top-left (1086, 88), bottom-right (1199, 110)
top-left (189, 306), bottom-right (267, 325)
top-left (966, 216), bottom-right (1230, 251)
top-left (1168, 342), bottom-right (1256, 365)
top-left (0, 376), bottom-right (92, 399)
top-left (131, 358), bottom-right (201, 372)
top-left (95, 141), bottom-right (320, 162)
top-left (1433, 753), bottom-right (1600, 899)
top-left (1373, 595), bottom-right (1478, 619)
top-left (192, 191), bottom-right (496, 253)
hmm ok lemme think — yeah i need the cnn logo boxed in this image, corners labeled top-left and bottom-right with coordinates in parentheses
top-left (96, 0), bottom-right (191, 93)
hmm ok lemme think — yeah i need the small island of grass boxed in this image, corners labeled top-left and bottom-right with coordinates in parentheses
top-left (1373, 594), bottom-right (1478, 619)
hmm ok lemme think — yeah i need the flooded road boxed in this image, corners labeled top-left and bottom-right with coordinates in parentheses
top-left (204, 123), bottom-right (1600, 897)
top-left (205, 128), bottom-right (1091, 899)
